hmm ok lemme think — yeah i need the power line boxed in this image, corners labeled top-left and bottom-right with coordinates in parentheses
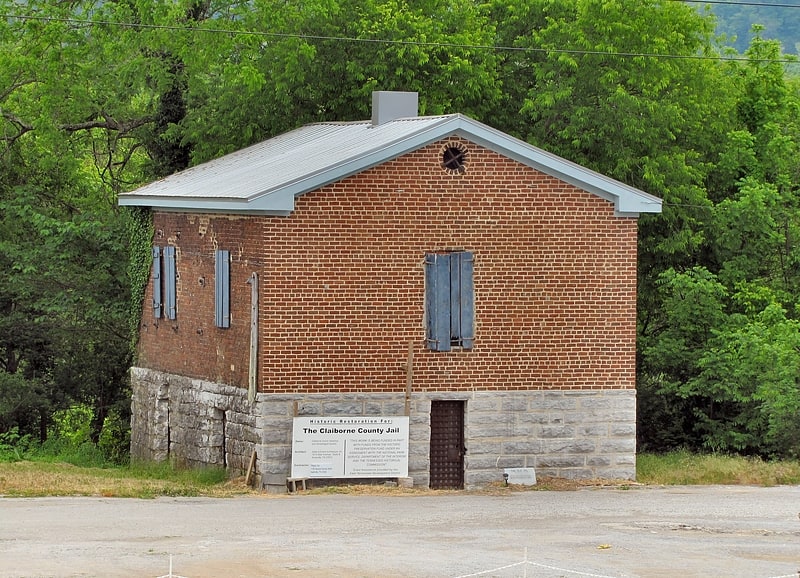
top-left (673, 0), bottom-right (800, 7)
top-left (1, 13), bottom-right (797, 64)
top-left (679, 0), bottom-right (800, 7)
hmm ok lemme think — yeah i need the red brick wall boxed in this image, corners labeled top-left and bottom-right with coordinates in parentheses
top-left (138, 214), bottom-right (260, 388)
top-left (137, 138), bottom-right (638, 394)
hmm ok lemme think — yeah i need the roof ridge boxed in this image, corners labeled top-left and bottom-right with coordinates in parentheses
top-left (308, 113), bottom-right (458, 128)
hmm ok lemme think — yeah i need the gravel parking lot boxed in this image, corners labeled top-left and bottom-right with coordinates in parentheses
top-left (1, 485), bottom-right (798, 578)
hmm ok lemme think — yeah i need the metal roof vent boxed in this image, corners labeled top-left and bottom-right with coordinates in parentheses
top-left (371, 91), bottom-right (419, 126)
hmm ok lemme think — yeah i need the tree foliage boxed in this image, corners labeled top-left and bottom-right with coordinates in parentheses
top-left (0, 0), bottom-right (798, 458)
top-left (639, 32), bottom-right (800, 458)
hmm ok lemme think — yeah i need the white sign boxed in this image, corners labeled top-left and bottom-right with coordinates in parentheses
top-left (291, 416), bottom-right (409, 478)
top-left (504, 467), bottom-right (537, 486)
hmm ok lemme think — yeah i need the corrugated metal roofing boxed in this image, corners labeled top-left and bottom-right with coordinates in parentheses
top-left (118, 113), bottom-right (662, 217)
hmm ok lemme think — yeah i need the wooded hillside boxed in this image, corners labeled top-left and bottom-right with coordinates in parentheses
top-left (711, 0), bottom-right (800, 54)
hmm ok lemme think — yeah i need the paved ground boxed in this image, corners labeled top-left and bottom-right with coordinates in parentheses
top-left (1, 485), bottom-right (799, 578)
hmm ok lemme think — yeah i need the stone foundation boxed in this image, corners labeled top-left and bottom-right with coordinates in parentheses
top-left (130, 367), bottom-right (636, 488)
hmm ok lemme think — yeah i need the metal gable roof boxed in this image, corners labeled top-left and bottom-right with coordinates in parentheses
top-left (118, 113), bottom-right (662, 217)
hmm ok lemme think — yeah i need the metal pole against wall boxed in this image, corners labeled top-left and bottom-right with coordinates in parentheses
top-left (405, 342), bottom-right (413, 416)
top-left (247, 272), bottom-right (259, 404)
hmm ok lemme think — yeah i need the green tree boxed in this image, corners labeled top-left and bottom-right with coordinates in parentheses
top-left (0, 172), bottom-right (132, 441)
top-left (688, 300), bottom-right (800, 458)
top-left (639, 31), bottom-right (800, 456)
top-left (179, 0), bottom-right (502, 162)
top-left (0, 0), bottom-right (151, 441)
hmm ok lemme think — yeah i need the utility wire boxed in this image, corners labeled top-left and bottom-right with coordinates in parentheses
top-left (1, 13), bottom-right (797, 64)
top-left (673, 0), bottom-right (800, 7)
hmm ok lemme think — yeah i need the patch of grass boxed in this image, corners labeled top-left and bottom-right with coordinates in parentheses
top-left (636, 450), bottom-right (800, 486)
top-left (0, 460), bottom-right (258, 498)
top-left (3, 450), bottom-right (799, 498)
top-left (0, 431), bottom-right (255, 498)
top-left (124, 460), bottom-right (229, 485)
top-left (29, 439), bottom-right (112, 468)
top-left (0, 428), bottom-right (117, 468)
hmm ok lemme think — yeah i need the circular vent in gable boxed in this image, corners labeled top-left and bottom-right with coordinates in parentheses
top-left (441, 144), bottom-right (468, 174)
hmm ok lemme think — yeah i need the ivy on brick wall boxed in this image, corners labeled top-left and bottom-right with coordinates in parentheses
top-left (124, 207), bottom-right (154, 359)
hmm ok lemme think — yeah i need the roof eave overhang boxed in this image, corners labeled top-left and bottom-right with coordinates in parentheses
top-left (117, 188), bottom-right (295, 216)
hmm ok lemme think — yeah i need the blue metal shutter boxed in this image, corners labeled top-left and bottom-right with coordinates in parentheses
top-left (215, 249), bottom-right (230, 328)
top-left (152, 246), bottom-right (162, 319)
top-left (452, 252), bottom-right (474, 349)
top-left (425, 253), bottom-right (452, 351)
top-left (163, 245), bottom-right (177, 320)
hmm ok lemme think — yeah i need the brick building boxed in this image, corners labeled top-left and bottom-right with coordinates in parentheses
top-left (119, 92), bottom-right (661, 489)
